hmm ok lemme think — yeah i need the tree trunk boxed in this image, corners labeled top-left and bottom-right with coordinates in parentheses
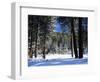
top-left (43, 33), bottom-right (46, 59)
top-left (34, 25), bottom-right (38, 58)
top-left (29, 31), bottom-right (33, 58)
top-left (70, 35), bottom-right (73, 57)
top-left (78, 18), bottom-right (83, 58)
top-left (71, 18), bottom-right (78, 58)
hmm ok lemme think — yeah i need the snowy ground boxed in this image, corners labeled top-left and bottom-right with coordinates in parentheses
top-left (28, 54), bottom-right (88, 67)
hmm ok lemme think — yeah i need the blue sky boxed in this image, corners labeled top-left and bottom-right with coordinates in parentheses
top-left (54, 22), bottom-right (68, 33)
top-left (53, 18), bottom-right (88, 32)
top-left (54, 22), bottom-right (62, 32)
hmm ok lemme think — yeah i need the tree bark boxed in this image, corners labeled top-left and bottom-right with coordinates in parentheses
top-left (29, 31), bottom-right (33, 58)
top-left (71, 18), bottom-right (78, 58)
top-left (78, 18), bottom-right (83, 58)
top-left (43, 33), bottom-right (46, 59)
top-left (70, 35), bottom-right (73, 57)
top-left (34, 24), bottom-right (38, 58)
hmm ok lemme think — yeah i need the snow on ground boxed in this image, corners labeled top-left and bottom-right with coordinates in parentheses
top-left (28, 54), bottom-right (88, 67)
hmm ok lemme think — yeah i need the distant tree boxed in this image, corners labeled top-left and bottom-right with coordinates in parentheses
top-left (39, 16), bottom-right (52, 59)
top-left (28, 15), bottom-right (36, 58)
top-left (57, 17), bottom-right (78, 58)
top-left (57, 17), bottom-right (70, 54)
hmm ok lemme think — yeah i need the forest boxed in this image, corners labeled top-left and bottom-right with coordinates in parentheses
top-left (28, 15), bottom-right (88, 66)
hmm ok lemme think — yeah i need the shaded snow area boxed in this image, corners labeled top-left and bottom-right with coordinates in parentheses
top-left (28, 54), bottom-right (88, 67)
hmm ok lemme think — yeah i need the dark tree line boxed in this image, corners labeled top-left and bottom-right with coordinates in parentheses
top-left (57, 17), bottom-right (88, 59)
top-left (28, 15), bottom-right (52, 59)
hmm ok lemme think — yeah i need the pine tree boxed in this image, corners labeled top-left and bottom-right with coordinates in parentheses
top-left (71, 18), bottom-right (78, 58)
top-left (78, 18), bottom-right (83, 58)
